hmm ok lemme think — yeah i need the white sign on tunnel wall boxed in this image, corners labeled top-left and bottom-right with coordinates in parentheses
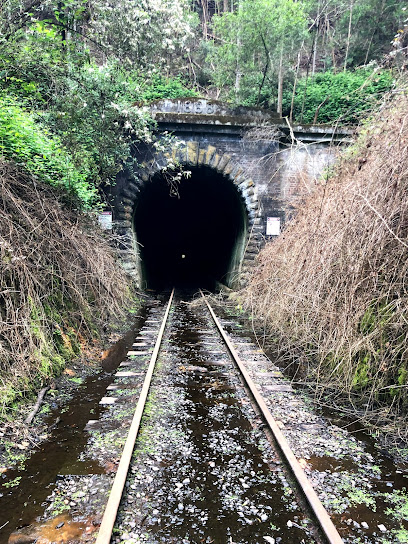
top-left (266, 217), bottom-right (281, 236)
top-left (98, 211), bottom-right (113, 230)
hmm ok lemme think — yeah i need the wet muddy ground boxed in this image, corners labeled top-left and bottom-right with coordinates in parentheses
top-left (110, 301), bottom-right (317, 543)
top-left (1, 292), bottom-right (408, 543)
top-left (0, 301), bottom-right (154, 543)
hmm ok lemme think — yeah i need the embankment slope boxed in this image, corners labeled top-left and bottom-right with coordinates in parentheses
top-left (0, 161), bottom-right (132, 411)
top-left (245, 86), bottom-right (408, 434)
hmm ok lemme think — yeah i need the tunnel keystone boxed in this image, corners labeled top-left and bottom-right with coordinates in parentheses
top-left (204, 145), bottom-right (217, 165)
top-left (187, 142), bottom-right (199, 166)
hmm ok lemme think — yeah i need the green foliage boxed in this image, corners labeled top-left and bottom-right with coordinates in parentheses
top-left (0, 0), bottom-right (199, 416)
top-left (0, 95), bottom-right (98, 208)
top-left (2, 476), bottom-right (22, 488)
top-left (303, 0), bottom-right (406, 70)
top-left (0, 8), bottom-right (197, 199)
top-left (68, 376), bottom-right (83, 385)
top-left (283, 69), bottom-right (394, 124)
top-left (49, 494), bottom-right (71, 516)
top-left (138, 75), bottom-right (197, 102)
top-left (395, 529), bottom-right (408, 543)
top-left (1, 0), bottom-right (404, 126)
top-left (352, 353), bottom-right (371, 390)
top-left (209, 0), bottom-right (307, 106)
top-left (353, 298), bottom-right (408, 404)
top-left (236, 72), bottom-right (278, 109)
top-left (41, 66), bottom-right (196, 186)
top-left (360, 299), bottom-right (393, 334)
top-left (90, 0), bottom-right (197, 69)
top-left (206, 0), bottom-right (401, 113)
top-left (384, 488), bottom-right (408, 521)
top-left (398, 366), bottom-right (407, 387)
top-left (0, 383), bottom-right (24, 412)
top-left (347, 487), bottom-right (376, 509)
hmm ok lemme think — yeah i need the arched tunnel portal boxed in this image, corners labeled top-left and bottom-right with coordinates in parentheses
top-left (112, 104), bottom-right (349, 290)
top-left (133, 166), bottom-right (250, 291)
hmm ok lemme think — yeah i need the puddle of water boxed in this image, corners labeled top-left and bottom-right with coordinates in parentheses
top-left (8, 512), bottom-right (98, 543)
top-left (0, 305), bottom-right (152, 542)
top-left (101, 315), bottom-right (145, 372)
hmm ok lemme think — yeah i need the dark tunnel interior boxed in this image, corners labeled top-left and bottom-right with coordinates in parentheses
top-left (133, 166), bottom-right (248, 291)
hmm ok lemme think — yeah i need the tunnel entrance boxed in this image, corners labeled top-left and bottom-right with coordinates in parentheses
top-left (133, 166), bottom-right (248, 291)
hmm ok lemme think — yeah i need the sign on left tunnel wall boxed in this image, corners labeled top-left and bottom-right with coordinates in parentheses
top-left (98, 211), bottom-right (113, 230)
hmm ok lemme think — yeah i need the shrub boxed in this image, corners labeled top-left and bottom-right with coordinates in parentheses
top-left (0, 94), bottom-right (98, 208)
top-left (245, 82), bottom-right (408, 435)
top-left (137, 74), bottom-right (198, 102)
top-left (282, 68), bottom-right (394, 124)
top-left (0, 161), bottom-right (133, 414)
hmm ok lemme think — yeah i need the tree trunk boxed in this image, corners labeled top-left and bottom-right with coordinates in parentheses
top-left (257, 31), bottom-right (270, 107)
top-left (312, 42), bottom-right (317, 75)
top-left (25, 387), bottom-right (49, 425)
top-left (344, 0), bottom-right (354, 71)
top-left (58, 1), bottom-right (66, 45)
top-left (201, 0), bottom-right (209, 39)
top-left (364, 33), bottom-right (374, 64)
top-left (300, 34), bottom-right (316, 123)
top-left (290, 43), bottom-right (303, 123)
top-left (235, 0), bottom-right (243, 100)
top-left (277, 49), bottom-right (283, 116)
top-left (313, 96), bottom-right (329, 124)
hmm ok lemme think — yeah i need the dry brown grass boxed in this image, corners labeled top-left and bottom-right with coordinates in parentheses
top-left (245, 85), bottom-right (408, 436)
top-left (0, 161), bottom-right (133, 414)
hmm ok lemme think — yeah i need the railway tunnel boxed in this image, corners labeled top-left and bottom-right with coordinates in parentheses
top-left (112, 99), bottom-right (349, 291)
top-left (133, 165), bottom-right (249, 291)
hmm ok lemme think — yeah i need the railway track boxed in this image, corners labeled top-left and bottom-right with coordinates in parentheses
top-left (92, 289), bottom-right (343, 544)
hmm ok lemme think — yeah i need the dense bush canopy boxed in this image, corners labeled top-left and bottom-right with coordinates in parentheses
top-left (0, 95), bottom-right (98, 207)
top-left (282, 69), bottom-right (394, 124)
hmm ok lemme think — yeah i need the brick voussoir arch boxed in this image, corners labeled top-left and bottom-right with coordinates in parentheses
top-left (114, 142), bottom-right (261, 285)
top-left (116, 142), bottom-right (260, 222)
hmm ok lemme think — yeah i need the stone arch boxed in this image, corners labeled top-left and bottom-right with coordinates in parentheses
top-left (114, 142), bottom-right (262, 289)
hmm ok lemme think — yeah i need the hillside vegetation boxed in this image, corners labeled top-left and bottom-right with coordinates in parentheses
top-left (0, 161), bottom-right (132, 413)
top-left (0, 1), bottom-right (201, 416)
top-left (1, 0), bottom-right (404, 130)
top-left (245, 85), bottom-right (408, 436)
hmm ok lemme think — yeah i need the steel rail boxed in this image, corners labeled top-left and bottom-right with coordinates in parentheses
top-left (95, 289), bottom-right (175, 544)
top-left (201, 292), bottom-right (344, 544)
